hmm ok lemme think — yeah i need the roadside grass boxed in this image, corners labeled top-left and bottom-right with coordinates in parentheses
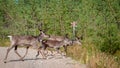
top-left (0, 39), bottom-right (10, 47)
top-left (67, 43), bottom-right (120, 68)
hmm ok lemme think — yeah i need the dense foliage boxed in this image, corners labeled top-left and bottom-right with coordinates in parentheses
top-left (0, 0), bottom-right (120, 54)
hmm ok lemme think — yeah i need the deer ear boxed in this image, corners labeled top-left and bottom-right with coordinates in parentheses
top-left (48, 34), bottom-right (50, 38)
top-left (75, 34), bottom-right (84, 40)
top-left (43, 30), bottom-right (46, 33)
top-left (43, 27), bottom-right (49, 33)
top-left (75, 35), bottom-right (80, 40)
top-left (38, 29), bottom-right (44, 33)
top-left (80, 34), bottom-right (83, 40)
top-left (65, 34), bottom-right (69, 38)
top-left (39, 29), bottom-right (42, 31)
top-left (77, 37), bottom-right (80, 40)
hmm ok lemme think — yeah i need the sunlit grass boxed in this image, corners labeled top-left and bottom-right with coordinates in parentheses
top-left (0, 39), bottom-right (10, 47)
top-left (67, 43), bottom-right (120, 68)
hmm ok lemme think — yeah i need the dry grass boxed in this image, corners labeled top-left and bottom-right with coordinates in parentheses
top-left (67, 44), bottom-right (120, 68)
top-left (0, 39), bottom-right (10, 47)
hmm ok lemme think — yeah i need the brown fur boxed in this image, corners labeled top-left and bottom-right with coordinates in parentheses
top-left (4, 30), bottom-right (48, 63)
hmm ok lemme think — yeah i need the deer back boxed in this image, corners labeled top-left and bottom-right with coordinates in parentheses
top-left (48, 35), bottom-right (64, 41)
top-left (42, 37), bottom-right (72, 48)
top-left (10, 35), bottom-right (38, 46)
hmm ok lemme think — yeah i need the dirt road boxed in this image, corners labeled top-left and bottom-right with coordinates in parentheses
top-left (0, 47), bottom-right (87, 68)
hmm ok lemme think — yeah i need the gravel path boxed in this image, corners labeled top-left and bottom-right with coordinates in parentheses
top-left (0, 47), bottom-right (88, 68)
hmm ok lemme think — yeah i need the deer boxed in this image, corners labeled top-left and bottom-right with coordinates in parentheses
top-left (4, 29), bottom-right (49, 63)
top-left (46, 34), bottom-right (82, 45)
top-left (36, 34), bottom-right (83, 58)
top-left (36, 34), bottom-right (73, 57)
top-left (35, 34), bottom-right (69, 57)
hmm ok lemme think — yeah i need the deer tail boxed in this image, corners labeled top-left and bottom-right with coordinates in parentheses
top-left (7, 36), bottom-right (12, 38)
top-left (7, 36), bottom-right (12, 41)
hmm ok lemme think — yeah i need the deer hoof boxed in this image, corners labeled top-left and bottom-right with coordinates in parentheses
top-left (19, 58), bottom-right (24, 61)
top-left (4, 61), bottom-right (7, 63)
top-left (43, 57), bottom-right (47, 59)
top-left (4, 60), bottom-right (7, 63)
top-left (36, 55), bottom-right (39, 58)
top-left (21, 59), bottom-right (24, 61)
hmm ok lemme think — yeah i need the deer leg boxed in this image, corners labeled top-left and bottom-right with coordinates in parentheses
top-left (20, 46), bottom-right (29, 60)
top-left (44, 50), bottom-right (47, 55)
top-left (36, 47), bottom-right (46, 59)
top-left (42, 48), bottom-right (47, 59)
top-left (44, 49), bottom-right (49, 56)
top-left (36, 46), bottom-right (43, 58)
top-left (36, 50), bottom-right (40, 57)
top-left (63, 45), bottom-right (67, 56)
top-left (39, 49), bottom-right (47, 59)
top-left (58, 50), bottom-right (62, 56)
top-left (54, 48), bottom-right (58, 55)
top-left (4, 46), bottom-right (14, 63)
top-left (55, 48), bottom-right (62, 55)
top-left (50, 50), bottom-right (54, 56)
top-left (44, 45), bottom-right (49, 57)
top-left (14, 46), bottom-right (23, 60)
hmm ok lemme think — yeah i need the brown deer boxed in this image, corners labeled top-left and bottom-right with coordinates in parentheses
top-left (36, 34), bottom-right (73, 57)
top-left (35, 34), bottom-right (68, 57)
top-left (4, 30), bottom-right (49, 63)
top-left (36, 35), bottom-right (82, 57)
top-left (46, 35), bottom-right (82, 45)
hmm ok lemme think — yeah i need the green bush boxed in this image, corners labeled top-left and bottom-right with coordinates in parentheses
top-left (95, 24), bottom-right (120, 54)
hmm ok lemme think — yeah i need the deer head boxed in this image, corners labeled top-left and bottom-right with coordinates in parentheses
top-left (72, 36), bottom-right (82, 46)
